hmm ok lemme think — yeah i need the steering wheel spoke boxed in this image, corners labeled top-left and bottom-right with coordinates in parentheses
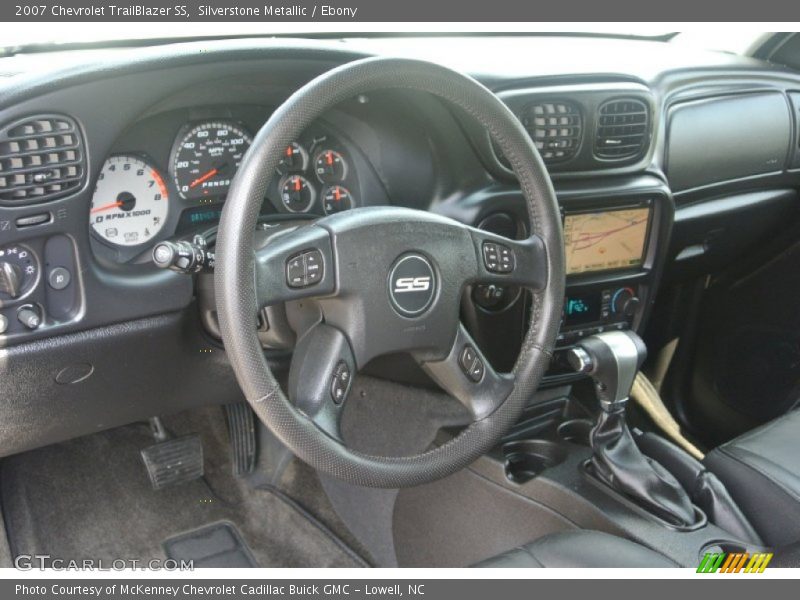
top-left (467, 227), bottom-right (548, 291)
top-left (254, 224), bottom-right (337, 308)
top-left (419, 323), bottom-right (515, 421)
top-left (287, 323), bottom-right (356, 442)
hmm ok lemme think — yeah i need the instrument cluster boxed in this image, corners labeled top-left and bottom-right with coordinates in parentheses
top-left (276, 142), bottom-right (357, 216)
top-left (89, 110), bottom-right (361, 262)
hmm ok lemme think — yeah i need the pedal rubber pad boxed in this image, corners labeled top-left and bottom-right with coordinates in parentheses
top-left (141, 434), bottom-right (203, 490)
top-left (224, 403), bottom-right (257, 476)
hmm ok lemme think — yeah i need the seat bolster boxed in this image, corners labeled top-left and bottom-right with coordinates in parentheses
top-left (473, 546), bottom-right (545, 568)
top-left (473, 530), bottom-right (677, 568)
top-left (704, 446), bottom-right (800, 547)
top-left (703, 409), bottom-right (800, 547)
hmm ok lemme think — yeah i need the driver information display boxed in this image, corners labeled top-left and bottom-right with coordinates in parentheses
top-left (564, 207), bottom-right (650, 274)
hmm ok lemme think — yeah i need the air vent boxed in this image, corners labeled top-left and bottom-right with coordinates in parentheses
top-left (521, 100), bottom-right (583, 163)
top-left (594, 98), bottom-right (649, 160)
top-left (0, 114), bottom-right (86, 205)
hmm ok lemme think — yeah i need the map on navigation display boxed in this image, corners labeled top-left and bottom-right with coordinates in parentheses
top-left (564, 207), bottom-right (650, 274)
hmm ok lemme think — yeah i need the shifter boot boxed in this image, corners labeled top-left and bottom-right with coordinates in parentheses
top-left (590, 407), bottom-right (697, 527)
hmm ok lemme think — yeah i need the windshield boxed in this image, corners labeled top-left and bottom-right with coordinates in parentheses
top-left (0, 24), bottom-right (766, 56)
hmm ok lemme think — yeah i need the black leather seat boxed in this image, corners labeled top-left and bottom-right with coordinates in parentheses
top-left (704, 408), bottom-right (800, 547)
top-left (473, 530), bottom-right (678, 568)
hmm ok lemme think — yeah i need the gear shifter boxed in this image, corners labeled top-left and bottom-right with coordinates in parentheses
top-left (568, 331), bottom-right (697, 526)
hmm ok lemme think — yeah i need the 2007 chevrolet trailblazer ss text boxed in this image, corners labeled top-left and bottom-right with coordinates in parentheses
top-left (0, 29), bottom-right (800, 570)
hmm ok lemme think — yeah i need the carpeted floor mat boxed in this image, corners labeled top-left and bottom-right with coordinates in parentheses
top-left (0, 418), bottom-right (365, 568)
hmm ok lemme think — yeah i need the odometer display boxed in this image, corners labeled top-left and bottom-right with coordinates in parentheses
top-left (171, 121), bottom-right (252, 201)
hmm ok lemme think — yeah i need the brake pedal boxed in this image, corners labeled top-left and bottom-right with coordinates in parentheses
top-left (224, 403), bottom-right (257, 476)
top-left (141, 434), bottom-right (204, 490)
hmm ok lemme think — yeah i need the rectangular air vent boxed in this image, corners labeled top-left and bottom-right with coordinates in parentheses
top-left (0, 114), bottom-right (86, 205)
top-left (594, 98), bottom-right (649, 160)
top-left (521, 101), bottom-right (582, 163)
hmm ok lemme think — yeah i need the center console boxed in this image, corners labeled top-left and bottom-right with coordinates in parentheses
top-left (547, 192), bottom-right (668, 382)
top-left (558, 201), bottom-right (652, 342)
top-left (457, 175), bottom-right (673, 383)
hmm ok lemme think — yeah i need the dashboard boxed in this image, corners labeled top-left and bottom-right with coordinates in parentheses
top-left (88, 105), bottom-right (374, 264)
top-left (1, 36), bottom-right (800, 457)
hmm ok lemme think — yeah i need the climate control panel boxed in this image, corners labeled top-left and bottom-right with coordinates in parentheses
top-left (556, 285), bottom-right (643, 347)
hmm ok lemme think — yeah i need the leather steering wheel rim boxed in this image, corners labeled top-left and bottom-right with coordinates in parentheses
top-left (215, 57), bottom-right (565, 488)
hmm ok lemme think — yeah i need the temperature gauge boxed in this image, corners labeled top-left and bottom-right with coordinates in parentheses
top-left (314, 149), bottom-right (347, 184)
top-left (322, 186), bottom-right (354, 215)
top-left (280, 175), bottom-right (315, 213)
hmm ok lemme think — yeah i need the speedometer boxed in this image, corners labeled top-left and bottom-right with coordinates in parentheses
top-left (171, 121), bottom-right (253, 201)
top-left (90, 155), bottom-right (169, 247)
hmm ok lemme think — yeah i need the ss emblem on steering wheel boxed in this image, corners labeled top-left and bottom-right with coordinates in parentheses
top-left (388, 253), bottom-right (437, 318)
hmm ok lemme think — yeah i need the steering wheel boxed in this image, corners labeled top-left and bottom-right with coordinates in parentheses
top-left (215, 57), bottom-right (565, 488)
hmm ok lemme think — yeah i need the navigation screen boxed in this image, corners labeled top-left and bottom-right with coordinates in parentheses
top-left (564, 207), bottom-right (650, 275)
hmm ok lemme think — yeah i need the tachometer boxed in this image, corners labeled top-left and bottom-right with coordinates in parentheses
top-left (171, 121), bottom-right (252, 201)
top-left (90, 155), bottom-right (169, 246)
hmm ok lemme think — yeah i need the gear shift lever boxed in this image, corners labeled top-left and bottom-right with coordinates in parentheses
top-left (567, 330), bottom-right (647, 410)
top-left (568, 331), bottom-right (697, 526)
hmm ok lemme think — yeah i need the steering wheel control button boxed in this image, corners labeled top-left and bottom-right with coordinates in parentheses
top-left (17, 305), bottom-right (41, 330)
top-left (459, 345), bottom-right (477, 371)
top-left (305, 250), bottom-right (323, 284)
top-left (335, 361), bottom-right (351, 385)
top-left (48, 266), bottom-right (71, 290)
top-left (330, 360), bottom-right (351, 404)
top-left (468, 358), bottom-right (485, 382)
top-left (388, 253), bottom-right (436, 318)
top-left (286, 250), bottom-right (325, 289)
top-left (483, 241), bottom-right (515, 274)
top-left (459, 344), bottom-right (485, 382)
top-left (286, 255), bottom-right (305, 288)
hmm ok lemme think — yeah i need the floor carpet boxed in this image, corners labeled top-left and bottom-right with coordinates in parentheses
top-left (1, 412), bottom-right (365, 568)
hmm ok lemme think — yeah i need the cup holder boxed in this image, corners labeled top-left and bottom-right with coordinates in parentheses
top-left (557, 419), bottom-right (594, 446)
top-left (503, 439), bottom-right (568, 483)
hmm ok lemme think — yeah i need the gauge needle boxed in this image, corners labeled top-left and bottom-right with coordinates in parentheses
top-left (189, 167), bottom-right (219, 189)
top-left (90, 201), bottom-right (123, 214)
